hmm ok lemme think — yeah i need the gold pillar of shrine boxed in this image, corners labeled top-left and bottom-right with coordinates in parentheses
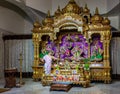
top-left (87, 8), bottom-right (111, 83)
top-left (32, 11), bottom-right (56, 80)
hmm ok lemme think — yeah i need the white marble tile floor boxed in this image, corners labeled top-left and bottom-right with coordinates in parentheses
top-left (0, 78), bottom-right (120, 94)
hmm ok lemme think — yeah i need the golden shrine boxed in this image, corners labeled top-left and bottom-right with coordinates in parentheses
top-left (32, 0), bottom-right (111, 87)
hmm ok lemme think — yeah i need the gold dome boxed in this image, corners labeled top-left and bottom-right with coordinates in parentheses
top-left (91, 7), bottom-right (103, 23)
top-left (42, 10), bottom-right (54, 26)
top-left (32, 20), bottom-right (41, 33)
top-left (33, 20), bottom-right (41, 28)
top-left (62, 0), bottom-right (81, 14)
top-left (83, 4), bottom-right (90, 13)
top-left (102, 17), bottom-right (110, 25)
top-left (54, 6), bottom-right (62, 17)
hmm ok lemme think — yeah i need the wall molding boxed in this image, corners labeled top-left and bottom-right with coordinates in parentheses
top-left (3, 34), bottom-right (32, 40)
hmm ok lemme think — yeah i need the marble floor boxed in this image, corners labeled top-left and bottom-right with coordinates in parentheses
top-left (0, 78), bottom-right (120, 94)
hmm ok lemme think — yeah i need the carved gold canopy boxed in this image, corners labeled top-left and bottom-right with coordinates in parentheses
top-left (32, 0), bottom-right (111, 41)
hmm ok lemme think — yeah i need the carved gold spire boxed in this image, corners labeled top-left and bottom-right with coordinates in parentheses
top-left (91, 7), bottom-right (103, 23)
top-left (95, 7), bottom-right (99, 14)
top-left (62, 0), bottom-right (81, 14)
top-left (54, 6), bottom-right (61, 17)
top-left (83, 4), bottom-right (90, 13)
top-left (47, 10), bottom-right (50, 17)
top-left (42, 10), bottom-right (53, 26)
top-left (42, 10), bottom-right (54, 32)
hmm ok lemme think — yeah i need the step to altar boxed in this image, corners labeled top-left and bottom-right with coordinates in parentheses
top-left (50, 84), bottom-right (72, 92)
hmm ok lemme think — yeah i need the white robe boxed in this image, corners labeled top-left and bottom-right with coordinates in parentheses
top-left (43, 55), bottom-right (52, 75)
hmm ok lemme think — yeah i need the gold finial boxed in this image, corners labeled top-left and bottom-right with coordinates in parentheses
top-left (47, 10), bottom-right (51, 17)
top-left (91, 7), bottom-right (103, 23)
top-left (95, 7), bottom-right (99, 15)
top-left (33, 18), bottom-right (41, 28)
top-left (85, 4), bottom-right (88, 8)
top-left (62, 0), bottom-right (80, 14)
top-left (58, 5), bottom-right (60, 10)
top-left (54, 5), bottom-right (61, 17)
top-left (83, 4), bottom-right (90, 13)
top-left (57, 5), bottom-right (61, 12)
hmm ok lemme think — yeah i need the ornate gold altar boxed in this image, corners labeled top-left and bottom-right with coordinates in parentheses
top-left (32, 0), bottom-right (111, 86)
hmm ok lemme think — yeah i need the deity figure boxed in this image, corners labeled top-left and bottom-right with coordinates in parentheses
top-left (90, 38), bottom-right (103, 61)
top-left (71, 45), bottom-right (83, 61)
top-left (64, 59), bottom-right (70, 70)
top-left (46, 43), bottom-right (52, 51)
top-left (83, 43), bottom-right (88, 58)
top-left (60, 44), bottom-right (71, 59)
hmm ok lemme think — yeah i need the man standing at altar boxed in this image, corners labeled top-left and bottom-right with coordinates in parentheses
top-left (42, 51), bottom-right (57, 75)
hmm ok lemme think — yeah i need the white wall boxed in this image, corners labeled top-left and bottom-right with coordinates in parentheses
top-left (106, 0), bottom-right (120, 31)
top-left (15, 0), bottom-right (26, 4)
top-left (26, 0), bottom-right (52, 14)
top-left (24, 20), bottom-right (33, 34)
top-left (52, 0), bottom-right (107, 15)
top-left (51, 0), bottom-right (68, 15)
top-left (107, 0), bottom-right (119, 12)
top-left (82, 0), bottom-right (107, 14)
top-left (0, 6), bottom-right (25, 35)
top-left (109, 16), bottom-right (119, 30)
